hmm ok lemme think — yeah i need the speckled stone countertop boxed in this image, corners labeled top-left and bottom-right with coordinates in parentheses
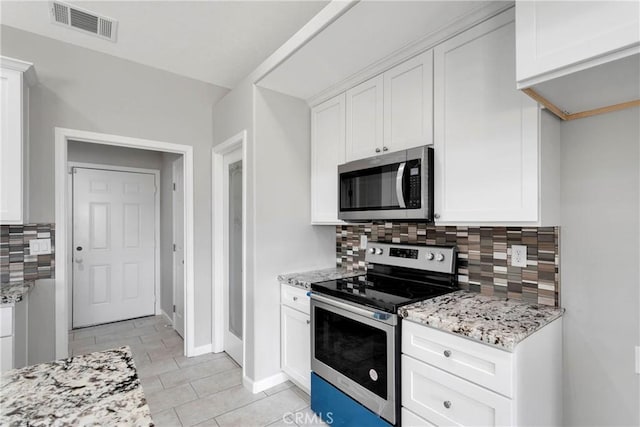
top-left (1, 280), bottom-right (35, 305)
top-left (399, 290), bottom-right (564, 352)
top-left (0, 346), bottom-right (153, 426)
top-left (278, 267), bottom-right (364, 290)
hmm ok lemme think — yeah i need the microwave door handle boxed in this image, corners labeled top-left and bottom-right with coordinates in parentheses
top-left (396, 162), bottom-right (406, 208)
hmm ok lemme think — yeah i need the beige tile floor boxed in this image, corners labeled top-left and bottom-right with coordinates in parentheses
top-left (70, 315), bottom-right (326, 426)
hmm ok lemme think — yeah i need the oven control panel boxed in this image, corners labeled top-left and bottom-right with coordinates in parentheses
top-left (365, 242), bottom-right (456, 274)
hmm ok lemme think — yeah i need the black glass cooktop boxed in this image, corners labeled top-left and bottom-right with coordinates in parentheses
top-left (311, 273), bottom-right (456, 314)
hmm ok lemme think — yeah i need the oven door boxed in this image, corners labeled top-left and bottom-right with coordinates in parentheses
top-left (311, 293), bottom-right (397, 424)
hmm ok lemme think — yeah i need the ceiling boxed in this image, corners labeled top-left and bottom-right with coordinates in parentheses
top-left (0, 0), bottom-right (329, 89)
top-left (258, 0), bottom-right (504, 101)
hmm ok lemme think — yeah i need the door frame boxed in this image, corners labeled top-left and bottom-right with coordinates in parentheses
top-left (212, 130), bottom-right (247, 369)
top-left (66, 163), bottom-right (161, 329)
top-left (55, 127), bottom-right (196, 359)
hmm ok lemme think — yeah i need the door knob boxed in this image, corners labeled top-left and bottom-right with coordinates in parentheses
top-left (76, 246), bottom-right (83, 251)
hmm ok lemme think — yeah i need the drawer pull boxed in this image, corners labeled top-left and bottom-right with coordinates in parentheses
top-left (293, 296), bottom-right (298, 301)
top-left (444, 350), bottom-right (452, 358)
top-left (306, 320), bottom-right (310, 325)
top-left (443, 401), bottom-right (452, 409)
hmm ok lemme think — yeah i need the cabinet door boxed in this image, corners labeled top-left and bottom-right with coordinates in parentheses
top-left (311, 94), bottom-right (345, 225)
top-left (516, 1), bottom-right (640, 86)
top-left (434, 9), bottom-right (539, 223)
top-left (384, 50), bottom-right (433, 151)
top-left (281, 305), bottom-right (310, 392)
top-left (345, 75), bottom-right (384, 162)
top-left (0, 67), bottom-right (24, 224)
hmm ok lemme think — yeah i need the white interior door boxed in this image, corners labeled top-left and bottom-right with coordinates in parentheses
top-left (72, 168), bottom-right (156, 328)
top-left (223, 148), bottom-right (243, 365)
top-left (172, 157), bottom-right (185, 338)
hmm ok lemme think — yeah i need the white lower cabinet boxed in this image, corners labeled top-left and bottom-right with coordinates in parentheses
top-left (280, 284), bottom-right (310, 392)
top-left (401, 318), bottom-right (562, 426)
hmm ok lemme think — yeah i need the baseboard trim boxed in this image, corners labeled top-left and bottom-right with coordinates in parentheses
top-left (243, 372), bottom-right (289, 394)
top-left (190, 344), bottom-right (213, 357)
top-left (160, 310), bottom-right (173, 325)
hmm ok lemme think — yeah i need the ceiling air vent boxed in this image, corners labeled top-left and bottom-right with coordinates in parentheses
top-left (49, 1), bottom-right (118, 42)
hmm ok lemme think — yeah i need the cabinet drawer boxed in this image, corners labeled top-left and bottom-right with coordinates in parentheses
top-left (0, 306), bottom-right (13, 337)
top-left (281, 284), bottom-right (310, 315)
top-left (402, 320), bottom-right (514, 397)
top-left (0, 335), bottom-right (13, 372)
top-left (402, 355), bottom-right (513, 426)
top-left (401, 407), bottom-right (436, 427)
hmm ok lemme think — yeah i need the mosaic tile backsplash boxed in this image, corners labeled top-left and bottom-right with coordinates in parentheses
top-left (336, 223), bottom-right (559, 307)
top-left (0, 224), bottom-right (55, 283)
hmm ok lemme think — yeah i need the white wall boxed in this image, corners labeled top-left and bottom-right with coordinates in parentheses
top-left (560, 107), bottom-right (640, 426)
top-left (212, 82), bottom-right (335, 385)
top-left (68, 140), bottom-right (163, 170)
top-left (253, 87), bottom-right (335, 382)
top-left (212, 77), bottom-right (257, 377)
top-left (1, 25), bottom-right (228, 347)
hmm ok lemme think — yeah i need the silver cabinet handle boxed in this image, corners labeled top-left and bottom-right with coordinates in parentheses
top-left (444, 350), bottom-right (451, 358)
top-left (293, 296), bottom-right (298, 301)
top-left (444, 401), bottom-right (451, 409)
top-left (434, 213), bottom-right (441, 219)
top-left (306, 319), bottom-right (310, 325)
top-left (383, 146), bottom-right (388, 152)
top-left (375, 148), bottom-right (381, 153)
top-left (395, 162), bottom-right (406, 208)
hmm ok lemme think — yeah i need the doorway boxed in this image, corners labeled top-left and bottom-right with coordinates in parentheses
top-left (55, 128), bottom-right (197, 359)
top-left (223, 148), bottom-right (243, 365)
top-left (212, 130), bottom-right (247, 369)
top-left (71, 166), bottom-right (158, 328)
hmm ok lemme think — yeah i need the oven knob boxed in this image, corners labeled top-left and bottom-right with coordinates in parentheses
top-left (368, 248), bottom-right (375, 254)
top-left (436, 253), bottom-right (445, 262)
top-left (425, 252), bottom-right (434, 261)
top-left (375, 248), bottom-right (383, 255)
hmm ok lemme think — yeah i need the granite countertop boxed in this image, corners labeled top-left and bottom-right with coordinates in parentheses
top-left (278, 267), bottom-right (364, 289)
top-left (399, 290), bottom-right (564, 352)
top-left (1, 280), bottom-right (35, 305)
top-left (0, 346), bottom-right (153, 426)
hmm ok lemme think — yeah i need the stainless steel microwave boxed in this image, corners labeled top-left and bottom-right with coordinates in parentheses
top-left (338, 146), bottom-right (433, 222)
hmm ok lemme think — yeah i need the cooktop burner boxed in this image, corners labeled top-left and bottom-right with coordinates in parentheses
top-left (311, 274), bottom-right (454, 313)
top-left (312, 242), bottom-right (459, 314)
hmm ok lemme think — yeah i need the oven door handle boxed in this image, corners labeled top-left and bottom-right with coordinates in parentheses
top-left (311, 293), bottom-right (397, 326)
top-left (396, 162), bottom-right (406, 209)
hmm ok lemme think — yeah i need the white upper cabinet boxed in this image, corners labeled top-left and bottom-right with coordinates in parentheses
top-left (0, 57), bottom-right (35, 225)
top-left (434, 9), bottom-right (541, 223)
top-left (311, 93), bottom-right (345, 225)
top-left (516, 1), bottom-right (640, 88)
top-left (345, 52), bottom-right (434, 163)
top-left (345, 75), bottom-right (384, 162)
top-left (384, 50), bottom-right (433, 152)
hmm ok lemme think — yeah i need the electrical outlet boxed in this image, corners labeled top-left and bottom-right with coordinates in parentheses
top-left (29, 238), bottom-right (52, 255)
top-left (360, 234), bottom-right (367, 249)
top-left (511, 245), bottom-right (527, 267)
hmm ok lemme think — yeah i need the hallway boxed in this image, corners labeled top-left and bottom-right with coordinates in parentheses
top-left (69, 315), bottom-right (322, 426)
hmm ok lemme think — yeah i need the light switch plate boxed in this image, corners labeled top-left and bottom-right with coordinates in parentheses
top-left (360, 235), bottom-right (367, 249)
top-left (29, 238), bottom-right (52, 255)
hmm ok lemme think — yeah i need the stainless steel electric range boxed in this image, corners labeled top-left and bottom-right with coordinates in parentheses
top-left (309, 242), bottom-right (458, 427)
